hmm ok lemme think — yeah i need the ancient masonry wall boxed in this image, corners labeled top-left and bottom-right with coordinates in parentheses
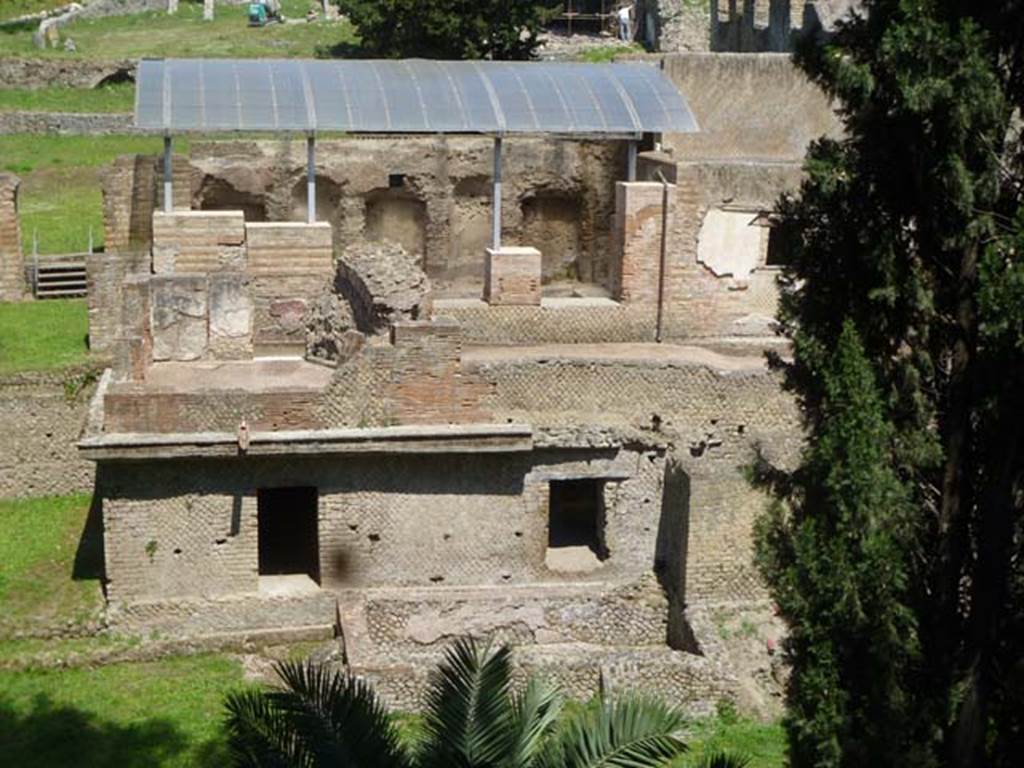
top-left (0, 368), bottom-right (98, 499)
top-left (0, 173), bottom-right (25, 302)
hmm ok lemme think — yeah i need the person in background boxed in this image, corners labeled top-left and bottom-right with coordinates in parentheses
top-left (617, 3), bottom-right (633, 42)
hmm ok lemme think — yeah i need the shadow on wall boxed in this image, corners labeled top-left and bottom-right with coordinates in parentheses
top-left (289, 176), bottom-right (344, 225)
top-left (196, 178), bottom-right (268, 222)
top-left (520, 192), bottom-right (583, 283)
top-left (656, 459), bottom-right (700, 653)
top-left (72, 492), bottom-right (106, 586)
top-left (364, 189), bottom-right (427, 259)
top-left (0, 696), bottom-right (226, 768)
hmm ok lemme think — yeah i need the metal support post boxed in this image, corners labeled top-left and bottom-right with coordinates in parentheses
top-left (491, 136), bottom-right (503, 250)
top-left (163, 134), bottom-right (173, 213)
top-left (627, 139), bottom-right (638, 182)
top-left (307, 133), bottom-right (316, 224)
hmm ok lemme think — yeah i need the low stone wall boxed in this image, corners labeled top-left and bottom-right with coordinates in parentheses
top-left (0, 111), bottom-right (132, 135)
top-left (0, 367), bottom-right (100, 499)
top-left (0, 58), bottom-right (136, 90)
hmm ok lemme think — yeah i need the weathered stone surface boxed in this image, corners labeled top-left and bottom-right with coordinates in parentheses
top-left (208, 273), bottom-right (253, 360)
top-left (150, 275), bottom-right (208, 361)
top-left (336, 241), bottom-right (431, 334)
top-left (306, 290), bottom-right (356, 363)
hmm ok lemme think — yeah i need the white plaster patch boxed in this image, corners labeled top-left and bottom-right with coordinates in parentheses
top-left (697, 209), bottom-right (764, 280)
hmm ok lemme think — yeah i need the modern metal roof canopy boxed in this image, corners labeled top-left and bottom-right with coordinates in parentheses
top-left (135, 58), bottom-right (698, 135)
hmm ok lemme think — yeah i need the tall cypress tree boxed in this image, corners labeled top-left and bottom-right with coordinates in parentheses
top-left (756, 1), bottom-right (1024, 765)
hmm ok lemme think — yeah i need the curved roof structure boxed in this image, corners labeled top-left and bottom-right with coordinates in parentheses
top-left (134, 58), bottom-right (698, 136)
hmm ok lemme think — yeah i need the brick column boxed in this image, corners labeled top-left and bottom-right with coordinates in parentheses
top-left (0, 174), bottom-right (25, 301)
top-left (483, 246), bottom-right (542, 306)
top-left (612, 181), bottom-right (676, 305)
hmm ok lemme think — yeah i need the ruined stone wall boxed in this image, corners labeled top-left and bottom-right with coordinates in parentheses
top-left (181, 136), bottom-right (624, 296)
top-left (0, 174), bottom-right (25, 302)
top-left (100, 446), bottom-right (665, 600)
top-left (0, 58), bottom-right (135, 90)
top-left (645, 0), bottom-right (712, 52)
top-left (0, 368), bottom-right (98, 498)
top-left (710, 0), bottom-right (858, 52)
top-left (0, 111), bottom-right (132, 135)
top-left (658, 52), bottom-right (841, 162)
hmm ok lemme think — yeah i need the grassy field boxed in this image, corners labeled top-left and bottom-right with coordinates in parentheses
top-left (0, 133), bottom-right (174, 254)
top-left (0, 299), bottom-right (90, 373)
top-left (0, 1), bottom-right (357, 59)
top-left (0, 494), bottom-right (102, 636)
top-left (0, 655), bottom-right (244, 767)
top-left (0, 83), bottom-right (135, 113)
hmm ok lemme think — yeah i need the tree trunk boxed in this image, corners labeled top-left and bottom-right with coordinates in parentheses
top-left (203, 0), bottom-right (214, 21)
top-left (167, 0), bottom-right (178, 14)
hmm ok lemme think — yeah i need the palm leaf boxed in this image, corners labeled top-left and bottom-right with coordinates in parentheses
top-left (224, 688), bottom-right (303, 768)
top-left (225, 660), bottom-right (409, 768)
top-left (502, 676), bottom-right (564, 768)
top-left (419, 637), bottom-right (515, 768)
top-left (539, 695), bottom-right (689, 768)
top-left (270, 660), bottom-right (410, 768)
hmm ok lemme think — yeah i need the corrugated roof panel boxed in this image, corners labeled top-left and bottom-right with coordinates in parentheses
top-left (135, 58), bottom-right (698, 136)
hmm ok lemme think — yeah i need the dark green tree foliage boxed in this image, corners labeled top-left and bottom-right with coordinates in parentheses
top-left (756, 1), bottom-right (1024, 766)
top-left (336, 0), bottom-right (561, 60)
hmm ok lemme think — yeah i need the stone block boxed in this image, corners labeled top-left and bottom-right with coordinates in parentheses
top-left (246, 222), bottom-right (333, 276)
top-left (152, 210), bottom-right (246, 274)
top-left (483, 246), bottom-right (542, 306)
top-left (208, 273), bottom-right (254, 360)
top-left (150, 275), bottom-right (208, 361)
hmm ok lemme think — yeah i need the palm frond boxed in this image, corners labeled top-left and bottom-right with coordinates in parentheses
top-left (419, 637), bottom-right (515, 768)
top-left (695, 751), bottom-right (751, 768)
top-left (539, 694), bottom-right (689, 768)
top-left (224, 688), bottom-right (303, 768)
top-left (502, 677), bottom-right (564, 768)
top-left (270, 660), bottom-right (410, 768)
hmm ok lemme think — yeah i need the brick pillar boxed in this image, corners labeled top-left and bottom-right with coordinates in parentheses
top-left (483, 246), bottom-right (542, 306)
top-left (0, 174), bottom-right (25, 301)
top-left (612, 181), bottom-right (676, 305)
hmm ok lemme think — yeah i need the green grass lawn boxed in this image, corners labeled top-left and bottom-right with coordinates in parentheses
top-left (0, 1), bottom-right (357, 59)
top-left (0, 133), bottom-right (174, 254)
top-left (680, 713), bottom-right (786, 767)
top-left (0, 654), bottom-right (244, 767)
top-left (0, 299), bottom-right (90, 373)
top-left (0, 494), bottom-right (102, 637)
top-left (0, 83), bottom-right (135, 113)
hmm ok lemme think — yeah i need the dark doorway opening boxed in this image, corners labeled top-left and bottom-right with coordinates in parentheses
top-left (765, 224), bottom-right (791, 267)
top-left (546, 479), bottom-right (608, 571)
top-left (257, 487), bottom-right (320, 582)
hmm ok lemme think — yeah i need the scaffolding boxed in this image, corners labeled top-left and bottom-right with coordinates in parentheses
top-left (559, 0), bottom-right (619, 36)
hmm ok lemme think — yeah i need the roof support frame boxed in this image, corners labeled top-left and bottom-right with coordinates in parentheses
top-left (492, 135), bottom-right (503, 251)
top-left (163, 134), bottom-right (173, 214)
top-left (306, 132), bottom-right (316, 224)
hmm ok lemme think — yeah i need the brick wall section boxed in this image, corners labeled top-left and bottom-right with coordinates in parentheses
top-left (103, 388), bottom-right (323, 433)
top-left (0, 369), bottom-right (97, 498)
top-left (484, 247), bottom-right (542, 306)
top-left (246, 222), bottom-right (333, 276)
top-left (0, 174), bottom-right (25, 301)
top-left (152, 211), bottom-right (246, 274)
top-left (612, 182), bottom-right (676, 304)
top-left (101, 156), bottom-right (157, 254)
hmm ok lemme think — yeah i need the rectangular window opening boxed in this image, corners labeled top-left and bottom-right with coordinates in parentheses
top-left (257, 487), bottom-right (320, 588)
top-left (765, 224), bottom-right (791, 267)
top-left (545, 479), bottom-right (608, 573)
